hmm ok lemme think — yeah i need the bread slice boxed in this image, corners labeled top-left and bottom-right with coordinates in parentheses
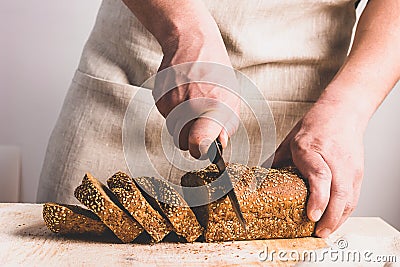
top-left (74, 173), bottom-right (144, 243)
top-left (107, 172), bottom-right (173, 243)
top-left (180, 164), bottom-right (222, 229)
top-left (133, 176), bottom-right (204, 242)
top-left (181, 163), bottom-right (315, 242)
top-left (42, 202), bottom-right (109, 235)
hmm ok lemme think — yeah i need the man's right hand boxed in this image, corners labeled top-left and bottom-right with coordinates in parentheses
top-left (154, 27), bottom-right (240, 159)
top-left (122, 0), bottom-right (240, 158)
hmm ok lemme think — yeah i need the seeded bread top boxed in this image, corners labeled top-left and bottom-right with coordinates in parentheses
top-left (42, 202), bottom-right (108, 235)
top-left (107, 172), bottom-right (173, 243)
top-left (74, 173), bottom-right (143, 243)
top-left (134, 176), bottom-right (204, 242)
top-left (182, 163), bottom-right (315, 242)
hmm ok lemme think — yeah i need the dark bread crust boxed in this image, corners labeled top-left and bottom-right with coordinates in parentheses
top-left (181, 163), bottom-right (315, 242)
top-left (133, 176), bottom-right (204, 242)
top-left (42, 202), bottom-right (109, 235)
top-left (107, 172), bottom-right (173, 243)
top-left (74, 173), bottom-right (143, 243)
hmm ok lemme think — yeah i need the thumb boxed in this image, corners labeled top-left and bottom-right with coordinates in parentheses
top-left (188, 117), bottom-right (224, 159)
top-left (290, 141), bottom-right (332, 223)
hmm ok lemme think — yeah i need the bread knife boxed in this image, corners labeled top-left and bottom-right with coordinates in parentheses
top-left (207, 138), bottom-right (247, 230)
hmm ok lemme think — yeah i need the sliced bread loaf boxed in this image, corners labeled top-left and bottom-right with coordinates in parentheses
top-left (107, 172), bottom-right (173, 243)
top-left (74, 173), bottom-right (144, 243)
top-left (134, 176), bottom-right (204, 242)
top-left (181, 163), bottom-right (315, 242)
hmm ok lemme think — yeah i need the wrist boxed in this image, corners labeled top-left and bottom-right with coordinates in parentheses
top-left (160, 18), bottom-right (222, 55)
top-left (122, 0), bottom-right (221, 53)
top-left (150, 3), bottom-right (221, 52)
top-left (315, 83), bottom-right (373, 132)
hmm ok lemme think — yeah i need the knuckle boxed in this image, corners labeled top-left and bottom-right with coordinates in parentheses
top-left (344, 201), bottom-right (357, 215)
top-left (290, 134), bottom-right (308, 151)
top-left (331, 185), bottom-right (350, 201)
top-left (291, 133), bottom-right (326, 154)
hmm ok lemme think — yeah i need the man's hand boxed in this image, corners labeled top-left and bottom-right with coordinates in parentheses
top-left (264, 0), bottom-right (400, 237)
top-left (153, 28), bottom-right (240, 159)
top-left (122, 0), bottom-right (240, 158)
top-left (267, 100), bottom-right (365, 238)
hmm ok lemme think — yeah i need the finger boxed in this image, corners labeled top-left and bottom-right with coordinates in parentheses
top-left (290, 141), bottom-right (332, 225)
top-left (218, 128), bottom-right (229, 149)
top-left (217, 112), bottom-right (240, 149)
top-left (313, 169), bottom-right (350, 237)
top-left (332, 200), bottom-right (355, 233)
top-left (173, 119), bottom-right (194, 151)
top-left (188, 117), bottom-right (224, 159)
top-left (155, 88), bottom-right (182, 119)
top-left (332, 175), bottom-right (362, 232)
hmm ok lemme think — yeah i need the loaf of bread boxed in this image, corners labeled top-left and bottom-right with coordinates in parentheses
top-left (134, 176), bottom-right (204, 242)
top-left (181, 163), bottom-right (315, 242)
top-left (107, 172), bottom-right (173, 243)
top-left (74, 173), bottom-right (144, 243)
top-left (43, 164), bottom-right (314, 243)
top-left (42, 202), bottom-right (109, 235)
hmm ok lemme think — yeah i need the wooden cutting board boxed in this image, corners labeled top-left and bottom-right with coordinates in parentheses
top-left (0, 203), bottom-right (398, 266)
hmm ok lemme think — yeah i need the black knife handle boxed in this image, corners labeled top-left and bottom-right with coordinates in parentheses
top-left (207, 139), bottom-right (225, 172)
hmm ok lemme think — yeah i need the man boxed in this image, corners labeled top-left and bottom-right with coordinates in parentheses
top-left (37, 0), bottom-right (400, 238)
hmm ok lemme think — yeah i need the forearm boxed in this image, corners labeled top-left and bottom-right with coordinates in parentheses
top-left (121, 0), bottom-right (220, 50)
top-left (317, 0), bottom-right (400, 129)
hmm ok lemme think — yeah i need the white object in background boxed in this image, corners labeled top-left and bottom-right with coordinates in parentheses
top-left (0, 146), bottom-right (20, 202)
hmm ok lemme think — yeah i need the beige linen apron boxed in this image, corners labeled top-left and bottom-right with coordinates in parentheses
top-left (37, 0), bottom-right (357, 203)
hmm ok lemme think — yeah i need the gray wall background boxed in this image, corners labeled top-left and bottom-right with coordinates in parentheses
top-left (0, 1), bottom-right (399, 230)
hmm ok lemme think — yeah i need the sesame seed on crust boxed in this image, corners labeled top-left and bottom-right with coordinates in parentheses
top-left (181, 163), bottom-right (315, 242)
top-left (134, 176), bottom-right (204, 243)
top-left (74, 173), bottom-right (143, 243)
top-left (42, 202), bottom-right (109, 235)
top-left (107, 172), bottom-right (173, 243)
